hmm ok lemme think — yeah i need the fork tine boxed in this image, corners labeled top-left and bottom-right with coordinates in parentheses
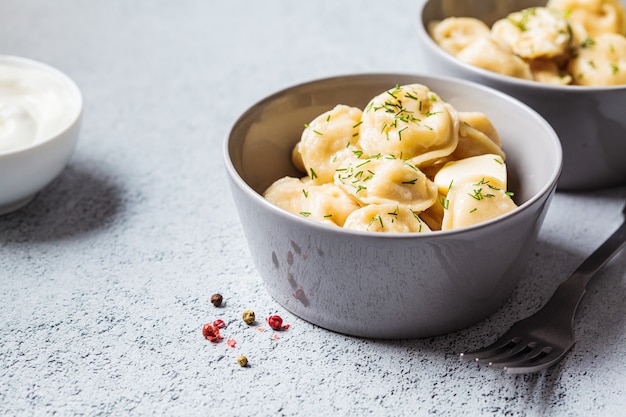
top-left (476, 339), bottom-right (538, 365)
top-left (487, 342), bottom-right (550, 369)
top-left (460, 329), bottom-right (522, 361)
top-left (503, 346), bottom-right (572, 374)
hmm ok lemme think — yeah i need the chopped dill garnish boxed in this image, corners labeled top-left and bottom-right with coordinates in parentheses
top-left (440, 196), bottom-right (450, 210)
top-left (369, 214), bottom-right (384, 229)
top-left (581, 37), bottom-right (596, 49)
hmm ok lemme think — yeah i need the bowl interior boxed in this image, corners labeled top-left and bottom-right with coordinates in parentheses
top-left (227, 73), bottom-right (561, 210)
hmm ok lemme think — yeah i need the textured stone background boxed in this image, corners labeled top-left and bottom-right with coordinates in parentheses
top-left (1, 1), bottom-right (625, 416)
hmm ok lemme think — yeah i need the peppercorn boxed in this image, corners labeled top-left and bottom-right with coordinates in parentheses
top-left (237, 355), bottom-right (248, 367)
top-left (242, 310), bottom-right (256, 325)
top-left (210, 293), bottom-right (223, 307)
top-left (213, 319), bottom-right (226, 329)
top-left (201, 323), bottom-right (223, 342)
top-left (266, 315), bottom-right (290, 331)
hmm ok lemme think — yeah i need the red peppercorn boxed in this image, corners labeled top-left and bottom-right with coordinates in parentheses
top-left (201, 323), bottom-right (223, 342)
top-left (266, 315), bottom-right (290, 331)
top-left (213, 319), bottom-right (226, 329)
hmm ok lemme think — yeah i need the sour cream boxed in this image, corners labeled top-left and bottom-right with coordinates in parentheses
top-left (0, 60), bottom-right (77, 153)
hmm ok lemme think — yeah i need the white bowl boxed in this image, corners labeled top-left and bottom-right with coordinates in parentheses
top-left (224, 73), bottom-right (562, 338)
top-left (0, 55), bottom-right (83, 215)
top-left (417, 0), bottom-right (626, 190)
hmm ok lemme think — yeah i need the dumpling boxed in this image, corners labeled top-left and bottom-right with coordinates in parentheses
top-left (433, 153), bottom-right (508, 195)
top-left (456, 35), bottom-right (534, 80)
top-left (568, 32), bottom-right (626, 85)
top-left (300, 183), bottom-right (360, 227)
top-left (491, 7), bottom-right (572, 60)
top-left (419, 198), bottom-right (445, 231)
top-left (450, 112), bottom-right (506, 160)
top-left (335, 155), bottom-right (438, 212)
top-left (528, 59), bottom-right (573, 84)
top-left (264, 176), bottom-right (311, 215)
top-left (439, 179), bottom-right (518, 230)
top-left (421, 112), bottom-right (506, 177)
top-left (547, 0), bottom-right (626, 36)
top-left (295, 104), bottom-right (363, 184)
top-left (428, 17), bottom-right (492, 55)
top-left (358, 84), bottom-right (459, 167)
top-left (264, 178), bottom-right (359, 227)
top-left (343, 203), bottom-right (432, 233)
top-left (457, 112), bottom-right (502, 147)
top-left (433, 154), bottom-right (517, 230)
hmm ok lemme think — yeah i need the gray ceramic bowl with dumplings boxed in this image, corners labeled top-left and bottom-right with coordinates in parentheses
top-left (224, 73), bottom-right (561, 339)
top-left (417, 0), bottom-right (626, 190)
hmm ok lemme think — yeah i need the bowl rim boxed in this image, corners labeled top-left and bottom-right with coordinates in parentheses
top-left (0, 54), bottom-right (84, 157)
top-left (223, 72), bottom-right (563, 239)
top-left (417, 0), bottom-right (626, 93)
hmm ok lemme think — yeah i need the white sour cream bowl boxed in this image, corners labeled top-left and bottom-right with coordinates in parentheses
top-left (0, 55), bottom-right (82, 215)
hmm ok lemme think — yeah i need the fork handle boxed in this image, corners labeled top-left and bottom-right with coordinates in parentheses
top-left (540, 210), bottom-right (626, 322)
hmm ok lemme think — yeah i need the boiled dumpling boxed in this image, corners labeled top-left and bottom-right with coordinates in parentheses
top-left (358, 84), bottom-right (459, 167)
top-left (296, 104), bottom-right (363, 184)
top-left (343, 203), bottom-right (432, 233)
top-left (428, 17), bottom-right (492, 55)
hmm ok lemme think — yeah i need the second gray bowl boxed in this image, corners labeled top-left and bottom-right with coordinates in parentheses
top-left (417, 0), bottom-right (626, 190)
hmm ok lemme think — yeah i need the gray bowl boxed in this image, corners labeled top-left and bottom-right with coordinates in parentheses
top-left (417, 0), bottom-right (626, 190)
top-left (224, 73), bottom-right (561, 339)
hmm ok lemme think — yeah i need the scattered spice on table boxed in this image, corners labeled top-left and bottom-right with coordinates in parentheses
top-left (210, 293), bottom-right (223, 307)
top-left (242, 310), bottom-right (256, 325)
top-left (267, 315), bottom-right (290, 330)
top-left (201, 323), bottom-right (223, 342)
top-left (200, 294), bottom-right (294, 367)
top-left (237, 355), bottom-right (249, 367)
